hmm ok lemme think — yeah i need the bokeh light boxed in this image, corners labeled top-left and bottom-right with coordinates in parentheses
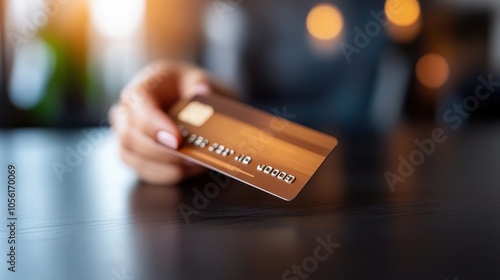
top-left (89, 0), bottom-right (145, 39)
top-left (307, 3), bottom-right (344, 41)
top-left (385, 0), bottom-right (421, 27)
top-left (9, 39), bottom-right (55, 110)
top-left (416, 54), bottom-right (450, 89)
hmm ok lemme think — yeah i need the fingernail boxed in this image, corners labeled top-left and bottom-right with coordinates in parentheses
top-left (190, 84), bottom-right (211, 96)
top-left (157, 130), bottom-right (178, 149)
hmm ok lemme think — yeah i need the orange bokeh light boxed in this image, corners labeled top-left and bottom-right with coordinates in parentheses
top-left (385, 0), bottom-right (421, 27)
top-left (416, 54), bottom-right (450, 89)
top-left (307, 4), bottom-right (344, 41)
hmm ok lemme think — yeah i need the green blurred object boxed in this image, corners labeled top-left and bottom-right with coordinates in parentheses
top-left (24, 31), bottom-right (99, 127)
top-left (4, 0), bottom-right (103, 127)
top-left (29, 35), bottom-right (67, 126)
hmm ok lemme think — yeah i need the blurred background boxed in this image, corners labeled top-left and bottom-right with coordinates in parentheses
top-left (0, 0), bottom-right (499, 130)
top-left (2, 3), bottom-right (500, 279)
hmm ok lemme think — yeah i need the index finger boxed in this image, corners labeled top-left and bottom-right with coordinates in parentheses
top-left (120, 65), bottom-right (182, 149)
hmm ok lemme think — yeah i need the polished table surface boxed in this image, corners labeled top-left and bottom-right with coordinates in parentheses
top-left (1, 125), bottom-right (500, 280)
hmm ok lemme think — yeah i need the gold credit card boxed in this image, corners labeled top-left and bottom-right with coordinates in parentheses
top-left (168, 95), bottom-right (338, 201)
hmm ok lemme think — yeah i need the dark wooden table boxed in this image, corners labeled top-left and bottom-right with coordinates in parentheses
top-left (1, 125), bottom-right (500, 280)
